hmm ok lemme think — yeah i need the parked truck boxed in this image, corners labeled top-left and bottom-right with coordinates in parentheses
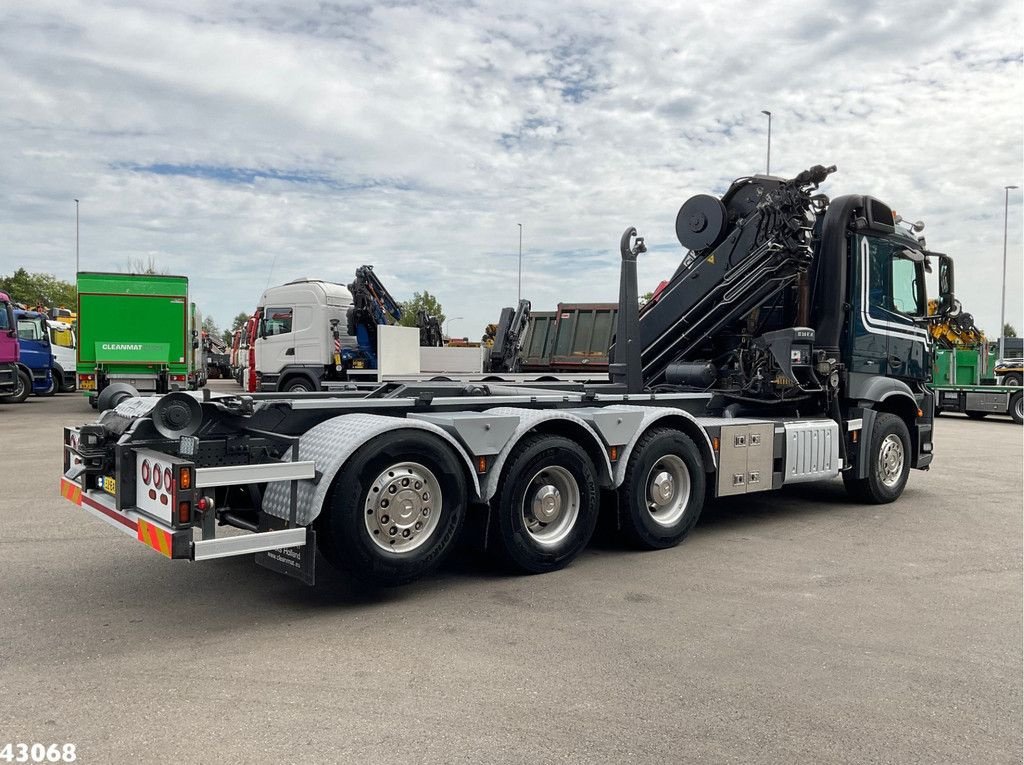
top-left (76, 272), bottom-right (192, 405)
top-left (47, 319), bottom-right (77, 393)
top-left (12, 309), bottom-right (56, 399)
top-left (0, 291), bottom-right (20, 400)
top-left (60, 165), bottom-right (957, 589)
top-left (932, 346), bottom-right (1022, 423)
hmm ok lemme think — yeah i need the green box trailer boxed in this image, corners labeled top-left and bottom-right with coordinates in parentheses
top-left (76, 272), bottom-right (192, 402)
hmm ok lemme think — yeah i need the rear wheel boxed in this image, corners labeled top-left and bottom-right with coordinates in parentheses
top-left (843, 413), bottom-right (911, 504)
top-left (317, 431), bottom-right (467, 586)
top-left (1010, 392), bottom-right (1023, 425)
top-left (1003, 372), bottom-right (1022, 387)
top-left (618, 428), bottom-right (706, 549)
top-left (491, 433), bottom-right (599, 573)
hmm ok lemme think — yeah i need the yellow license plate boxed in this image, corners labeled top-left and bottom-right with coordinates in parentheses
top-left (103, 476), bottom-right (117, 495)
top-left (80, 379), bottom-right (96, 390)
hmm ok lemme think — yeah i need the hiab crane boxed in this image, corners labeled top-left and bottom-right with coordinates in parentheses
top-left (58, 165), bottom-right (962, 590)
top-left (484, 299), bottom-right (531, 373)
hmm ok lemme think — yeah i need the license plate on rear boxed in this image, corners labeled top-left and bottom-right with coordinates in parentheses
top-left (103, 476), bottom-right (117, 495)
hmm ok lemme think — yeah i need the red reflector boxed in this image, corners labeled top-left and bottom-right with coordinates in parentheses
top-left (141, 459), bottom-right (151, 485)
top-left (153, 463), bottom-right (163, 489)
top-left (177, 500), bottom-right (191, 524)
top-left (164, 467), bottom-right (172, 490)
top-left (148, 489), bottom-right (157, 500)
top-left (197, 497), bottom-right (209, 512)
top-left (160, 494), bottom-right (168, 505)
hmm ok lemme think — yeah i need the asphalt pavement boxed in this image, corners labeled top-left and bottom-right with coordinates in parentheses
top-left (1, 382), bottom-right (1021, 764)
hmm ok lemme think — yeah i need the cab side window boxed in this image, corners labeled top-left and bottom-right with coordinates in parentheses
top-left (867, 237), bottom-right (924, 318)
top-left (17, 318), bottom-right (43, 341)
top-left (0, 307), bottom-right (9, 330)
top-left (263, 307), bottom-right (293, 336)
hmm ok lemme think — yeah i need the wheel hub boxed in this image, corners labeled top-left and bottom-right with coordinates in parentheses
top-left (521, 466), bottom-right (580, 547)
top-left (878, 434), bottom-right (905, 488)
top-left (364, 463), bottom-right (441, 553)
top-left (649, 470), bottom-right (675, 507)
top-left (532, 484), bottom-right (562, 522)
top-left (643, 455), bottom-right (691, 528)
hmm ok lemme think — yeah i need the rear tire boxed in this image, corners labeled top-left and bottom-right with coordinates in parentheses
top-left (1010, 392), bottom-right (1023, 425)
top-left (618, 428), bottom-right (706, 550)
top-left (491, 433), bottom-right (599, 574)
top-left (317, 431), bottom-right (467, 586)
top-left (843, 413), bottom-right (911, 504)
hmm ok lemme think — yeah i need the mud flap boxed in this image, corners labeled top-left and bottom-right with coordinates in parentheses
top-left (255, 527), bottom-right (316, 585)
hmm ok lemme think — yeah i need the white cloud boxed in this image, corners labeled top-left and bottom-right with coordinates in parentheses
top-left (0, 0), bottom-right (1020, 342)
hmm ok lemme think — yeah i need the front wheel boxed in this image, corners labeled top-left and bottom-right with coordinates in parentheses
top-left (0, 369), bottom-right (31, 404)
top-left (491, 433), bottom-right (599, 574)
top-left (282, 377), bottom-right (315, 392)
top-left (618, 428), bottom-right (706, 550)
top-left (843, 413), bottom-right (911, 504)
top-left (317, 431), bottom-right (467, 586)
top-left (1010, 391), bottom-right (1023, 425)
top-left (1003, 372), bottom-right (1022, 387)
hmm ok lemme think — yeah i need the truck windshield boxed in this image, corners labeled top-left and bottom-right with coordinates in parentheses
top-left (0, 304), bottom-right (10, 330)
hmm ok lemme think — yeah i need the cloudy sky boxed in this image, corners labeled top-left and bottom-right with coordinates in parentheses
top-left (1, 0), bottom-right (1021, 341)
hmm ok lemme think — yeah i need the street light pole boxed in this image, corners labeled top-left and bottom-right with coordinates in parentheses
top-left (761, 110), bottom-right (772, 175)
top-left (517, 223), bottom-right (523, 304)
top-left (999, 184), bottom-right (1019, 362)
top-left (74, 199), bottom-right (80, 273)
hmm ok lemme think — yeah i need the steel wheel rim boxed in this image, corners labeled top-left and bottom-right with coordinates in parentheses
top-left (877, 434), bottom-right (905, 488)
top-left (645, 454), bottom-right (691, 527)
top-left (521, 465), bottom-right (580, 547)
top-left (1016, 396), bottom-right (1023, 420)
top-left (364, 461), bottom-right (442, 554)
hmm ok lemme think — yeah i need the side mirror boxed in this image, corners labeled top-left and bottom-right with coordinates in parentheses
top-left (937, 253), bottom-right (955, 315)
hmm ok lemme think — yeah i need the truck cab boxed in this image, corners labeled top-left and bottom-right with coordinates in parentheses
top-left (47, 319), bottom-right (77, 392)
top-left (0, 292), bottom-right (19, 399)
top-left (253, 280), bottom-right (356, 392)
top-left (13, 309), bottom-right (56, 398)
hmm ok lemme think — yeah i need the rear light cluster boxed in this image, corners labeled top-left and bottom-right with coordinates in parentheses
top-left (170, 374), bottom-right (187, 383)
top-left (139, 458), bottom-right (195, 526)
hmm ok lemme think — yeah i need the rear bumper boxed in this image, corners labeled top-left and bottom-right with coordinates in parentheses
top-left (59, 476), bottom-right (308, 561)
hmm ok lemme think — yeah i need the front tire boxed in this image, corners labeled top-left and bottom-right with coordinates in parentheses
top-left (282, 377), bottom-right (315, 392)
top-left (618, 428), bottom-right (706, 550)
top-left (317, 431), bottom-right (467, 586)
top-left (1010, 391), bottom-right (1023, 425)
top-left (843, 413), bottom-right (911, 504)
top-left (1003, 372), bottom-right (1022, 387)
top-left (492, 433), bottom-right (599, 574)
top-left (1, 369), bottom-right (31, 403)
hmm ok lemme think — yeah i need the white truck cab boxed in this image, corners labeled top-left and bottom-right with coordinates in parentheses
top-left (47, 319), bottom-right (77, 392)
top-left (254, 279), bottom-right (357, 392)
